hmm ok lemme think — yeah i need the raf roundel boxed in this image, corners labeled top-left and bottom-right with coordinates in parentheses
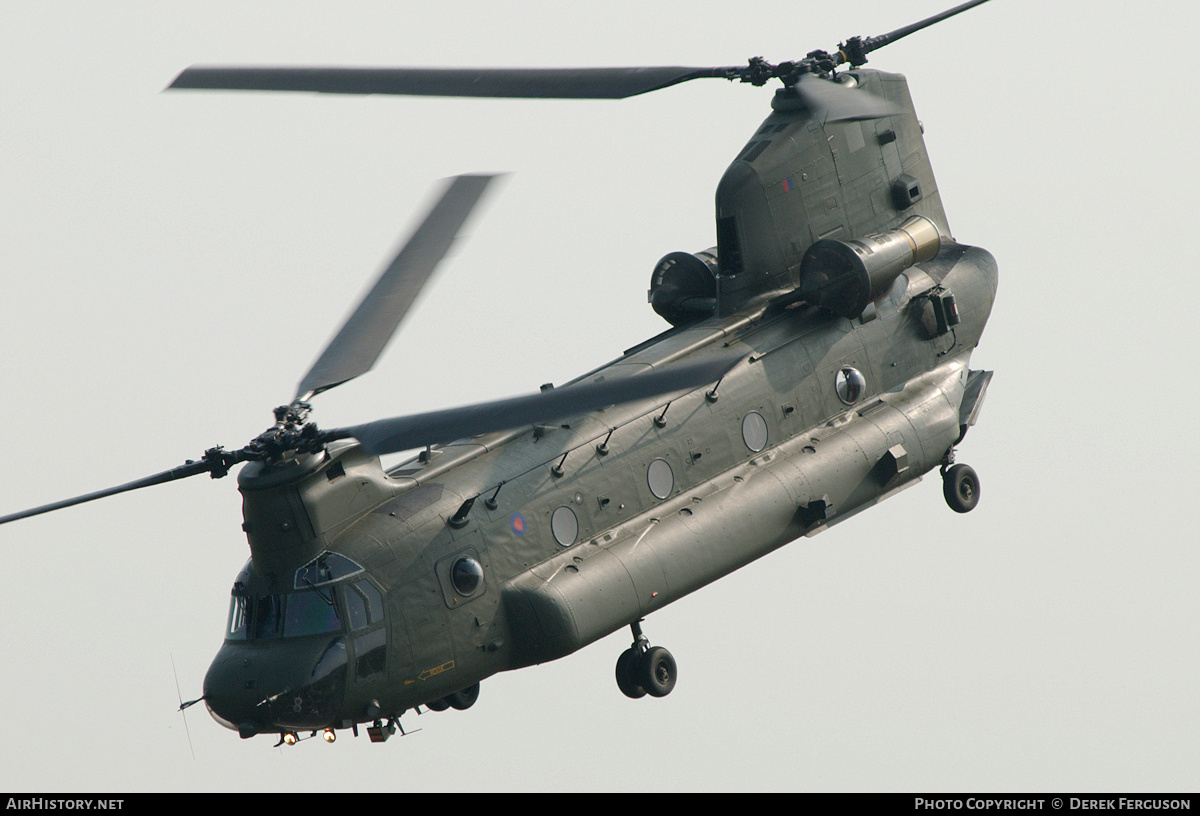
top-left (510, 513), bottom-right (526, 537)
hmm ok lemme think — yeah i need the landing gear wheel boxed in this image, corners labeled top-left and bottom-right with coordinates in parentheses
top-left (943, 463), bottom-right (980, 513)
top-left (448, 683), bottom-right (480, 711)
top-left (639, 646), bottom-right (677, 698)
top-left (615, 648), bottom-right (647, 699)
top-left (615, 620), bottom-right (678, 699)
top-left (425, 697), bottom-right (450, 712)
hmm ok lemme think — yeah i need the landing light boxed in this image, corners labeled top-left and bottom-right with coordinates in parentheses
top-left (283, 732), bottom-right (298, 746)
top-left (322, 728), bottom-right (336, 743)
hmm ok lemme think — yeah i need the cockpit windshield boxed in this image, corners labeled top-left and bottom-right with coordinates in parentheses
top-left (225, 552), bottom-right (375, 642)
top-left (226, 588), bottom-right (342, 641)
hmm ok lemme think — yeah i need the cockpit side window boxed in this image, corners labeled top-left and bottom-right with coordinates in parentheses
top-left (228, 594), bottom-right (283, 640)
top-left (227, 596), bottom-right (248, 640)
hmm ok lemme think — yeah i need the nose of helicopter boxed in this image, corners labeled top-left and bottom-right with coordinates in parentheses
top-left (203, 637), bottom-right (348, 738)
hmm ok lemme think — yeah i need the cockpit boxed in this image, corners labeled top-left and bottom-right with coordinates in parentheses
top-left (206, 550), bottom-right (388, 738)
top-left (224, 551), bottom-right (383, 641)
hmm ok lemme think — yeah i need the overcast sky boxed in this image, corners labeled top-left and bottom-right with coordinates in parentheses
top-left (2, 0), bottom-right (1198, 793)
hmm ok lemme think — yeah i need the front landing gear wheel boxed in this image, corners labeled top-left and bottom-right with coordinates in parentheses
top-left (943, 463), bottom-right (980, 513)
top-left (448, 682), bottom-right (480, 711)
top-left (616, 648), bottom-right (647, 699)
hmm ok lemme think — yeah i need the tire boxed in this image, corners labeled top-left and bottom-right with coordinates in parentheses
top-left (639, 646), bottom-right (677, 698)
top-left (448, 683), bottom-right (480, 711)
top-left (943, 463), bottom-right (980, 513)
top-left (615, 648), bottom-right (647, 699)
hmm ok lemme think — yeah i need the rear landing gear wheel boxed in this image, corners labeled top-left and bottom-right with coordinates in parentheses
top-left (943, 463), bottom-right (980, 513)
top-left (639, 646), bottom-right (677, 698)
top-left (614, 620), bottom-right (678, 699)
top-left (615, 648), bottom-right (647, 699)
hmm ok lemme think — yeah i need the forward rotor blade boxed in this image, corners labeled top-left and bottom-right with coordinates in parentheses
top-left (855, 0), bottom-right (992, 58)
top-left (169, 66), bottom-right (730, 100)
top-left (793, 73), bottom-right (897, 122)
top-left (0, 459), bottom-right (217, 526)
top-left (295, 174), bottom-right (496, 401)
top-left (336, 354), bottom-right (740, 457)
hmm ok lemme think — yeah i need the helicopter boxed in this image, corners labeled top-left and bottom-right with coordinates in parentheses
top-left (2, 0), bottom-right (997, 746)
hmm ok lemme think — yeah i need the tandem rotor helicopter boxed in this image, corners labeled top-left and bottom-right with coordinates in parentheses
top-left (4, 0), bottom-right (998, 746)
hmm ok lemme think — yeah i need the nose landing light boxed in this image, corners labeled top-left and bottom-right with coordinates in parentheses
top-left (274, 728), bottom-right (337, 746)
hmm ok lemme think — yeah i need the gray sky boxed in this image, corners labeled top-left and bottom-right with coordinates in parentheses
top-left (2, 0), bottom-right (1198, 793)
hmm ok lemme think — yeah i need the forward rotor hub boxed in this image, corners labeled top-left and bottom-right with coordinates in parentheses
top-left (246, 402), bottom-right (325, 464)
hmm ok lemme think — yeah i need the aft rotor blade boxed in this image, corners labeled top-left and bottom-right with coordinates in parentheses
top-left (793, 73), bottom-right (897, 122)
top-left (0, 459), bottom-right (218, 526)
top-left (169, 66), bottom-right (731, 100)
top-left (335, 354), bottom-right (740, 457)
top-left (295, 174), bottom-right (496, 401)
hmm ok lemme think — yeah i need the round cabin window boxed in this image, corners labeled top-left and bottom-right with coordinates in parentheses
top-left (835, 366), bottom-right (866, 405)
top-left (741, 411), bottom-right (768, 452)
top-left (450, 557), bottom-right (484, 596)
top-left (647, 458), bottom-right (674, 500)
top-left (551, 506), bottom-right (579, 546)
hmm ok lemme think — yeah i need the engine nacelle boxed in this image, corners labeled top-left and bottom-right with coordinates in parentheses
top-left (649, 248), bottom-right (719, 327)
top-left (798, 215), bottom-right (940, 318)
